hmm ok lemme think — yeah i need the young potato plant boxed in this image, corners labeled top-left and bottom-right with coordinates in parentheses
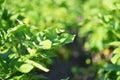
top-left (79, 0), bottom-right (120, 79)
top-left (0, 1), bottom-right (74, 80)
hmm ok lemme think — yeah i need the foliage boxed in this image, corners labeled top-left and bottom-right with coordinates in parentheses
top-left (79, 0), bottom-right (120, 51)
top-left (4, 0), bottom-right (85, 31)
top-left (79, 0), bottom-right (120, 79)
top-left (0, 0), bottom-right (74, 80)
top-left (1, 0), bottom-right (120, 80)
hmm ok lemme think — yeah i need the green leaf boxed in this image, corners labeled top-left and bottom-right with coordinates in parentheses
top-left (25, 60), bottom-right (49, 72)
top-left (111, 47), bottom-right (120, 64)
top-left (40, 40), bottom-right (52, 49)
top-left (104, 64), bottom-right (120, 71)
top-left (111, 54), bottom-right (120, 64)
top-left (9, 74), bottom-right (28, 80)
top-left (19, 64), bottom-right (33, 73)
top-left (113, 47), bottom-right (120, 54)
top-left (105, 71), bottom-right (117, 80)
top-left (59, 33), bottom-right (75, 44)
top-left (7, 24), bottom-right (26, 36)
top-left (109, 42), bottom-right (120, 47)
top-left (44, 28), bottom-right (57, 40)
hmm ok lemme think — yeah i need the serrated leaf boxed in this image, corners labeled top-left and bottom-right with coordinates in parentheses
top-left (25, 60), bottom-right (49, 72)
top-left (19, 64), bottom-right (33, 73)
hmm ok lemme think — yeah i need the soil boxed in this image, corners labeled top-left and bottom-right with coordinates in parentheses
top-left (39, 34), bottom-right (95, 80)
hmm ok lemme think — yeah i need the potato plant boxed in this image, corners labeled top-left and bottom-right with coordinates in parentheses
top-left (1, 0), bottom-right (120, 80)
top-left (79, 0), bottom-right (120, 79)
top-left (0, 1), bottom-right (74, 80)
top-left (4, 0), bottom-right (84, 31)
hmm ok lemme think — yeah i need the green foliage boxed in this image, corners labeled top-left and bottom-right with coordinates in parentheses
top-left (0, 2), bottom-right (74, 80)
top-left (1, 0), bottom-right (120, 80)
top-left (79, 0), bottom-right (120, 51)
top-left (79, 0), bottom-right (120, 79)
top-left (4, 0), bottom-right (84, 30)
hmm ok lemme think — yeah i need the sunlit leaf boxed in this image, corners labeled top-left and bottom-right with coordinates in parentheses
top-left (25, 60), bottom-right (49, 72)
top-left (111, 47), bottom-right (120, 64)
top-left (40, 40), bottom-right (52, 49)
top-left (19, 64), bottom-right (33, 73)
top-left (109, 42), bottom-right (120, 47)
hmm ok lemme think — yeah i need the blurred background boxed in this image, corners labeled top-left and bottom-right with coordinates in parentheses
top-left (3, 0), bottom-right (120, 80)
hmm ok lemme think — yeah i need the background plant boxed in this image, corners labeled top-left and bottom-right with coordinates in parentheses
top-left (4, 0), bottom-right (85, 31)
top-left (79, 0), bottom-right (120, 79)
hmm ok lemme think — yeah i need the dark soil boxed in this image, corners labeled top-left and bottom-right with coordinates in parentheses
top-left (39, 34), bottom-right (95, 80)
